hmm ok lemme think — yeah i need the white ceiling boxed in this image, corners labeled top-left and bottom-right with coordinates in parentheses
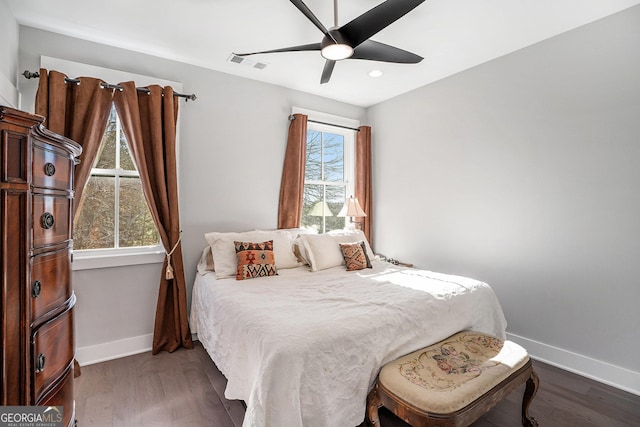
top-left (7, 0), bottom-right (640, 107)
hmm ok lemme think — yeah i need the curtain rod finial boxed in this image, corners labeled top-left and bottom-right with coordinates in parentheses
top-left (23, 70), bottom-right (40, 79)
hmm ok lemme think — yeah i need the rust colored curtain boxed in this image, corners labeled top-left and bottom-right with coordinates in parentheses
top-left (277, 113), bottom-right (308, 229)
top-left (355, 126), bottom-right (373, 244)
top-left (34, 68), bottom-right (113, 206)
top-left (113, 82), bottom-right (193, 354)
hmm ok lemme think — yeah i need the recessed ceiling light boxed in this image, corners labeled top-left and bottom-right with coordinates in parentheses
top-left (368, 70), bottom-right (383, 78)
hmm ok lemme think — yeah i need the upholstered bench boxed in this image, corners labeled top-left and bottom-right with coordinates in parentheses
top-left (367, 331), bottom-right (539, 427)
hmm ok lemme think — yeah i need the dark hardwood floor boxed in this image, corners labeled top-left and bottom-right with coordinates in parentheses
top-left (75, 342), bottom-right (640, 426)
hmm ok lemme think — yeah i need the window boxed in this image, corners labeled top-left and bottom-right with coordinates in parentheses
top-left (73, 104), bottom-right (160, 253)
top-left (301, 123), bottom-right (355, 233)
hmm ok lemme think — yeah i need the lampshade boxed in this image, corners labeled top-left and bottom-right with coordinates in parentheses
top-left (309, 200), bottom-right (334, 217)
top-left (337, 197), bottom-right (366, 218)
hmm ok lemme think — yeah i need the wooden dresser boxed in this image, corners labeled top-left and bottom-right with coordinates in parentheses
top-left (1, 106), bottom-right (81, 426)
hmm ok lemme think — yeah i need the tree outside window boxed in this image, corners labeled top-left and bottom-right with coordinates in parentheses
top-left (301, 128), bottom-right (352, 233)
top-left (73, 104), bottom-right (159, 250)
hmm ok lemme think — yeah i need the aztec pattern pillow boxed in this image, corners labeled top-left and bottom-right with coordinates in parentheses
top-left (339, 241), bottom-right (372, 271)
top-left (235, 240), bottom-right (278, 280)
top-left (205, 230), bottom-right (299, 279)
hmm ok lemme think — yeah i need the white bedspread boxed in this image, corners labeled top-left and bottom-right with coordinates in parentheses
top-left (190, 260), bottom-right (507, 427)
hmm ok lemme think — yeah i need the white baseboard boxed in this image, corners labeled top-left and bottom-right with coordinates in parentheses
top-left (507, 332), bottom-right (640, 396)
top-left (76, 334), bottom-right (153, 367)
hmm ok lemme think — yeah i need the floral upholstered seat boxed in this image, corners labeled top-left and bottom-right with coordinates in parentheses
top-left (367, 331), bottom-right (539, 427)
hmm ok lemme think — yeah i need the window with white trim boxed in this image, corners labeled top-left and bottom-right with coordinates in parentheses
top-left (73, 103), bottom-right (161, 253)
top-left (301, 122), bottom-right (355, 233)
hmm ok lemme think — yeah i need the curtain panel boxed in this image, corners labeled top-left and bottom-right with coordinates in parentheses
top-left (277, 113), bottom-right (308, 229)
top-left (34, 68), bottom-right (113, 207)
top-left (113, 82), bottom-right (193, 354)
top-left (355, 126), bottom-right (373, 245)
top-left (36, 69), bottom-right (192, 354)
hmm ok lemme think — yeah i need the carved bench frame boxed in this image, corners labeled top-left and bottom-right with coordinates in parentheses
top-left (367, 358), bottom-right (539, 427)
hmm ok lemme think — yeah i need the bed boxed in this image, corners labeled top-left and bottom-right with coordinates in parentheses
top-left (189, 229), bottom-right (507, 427)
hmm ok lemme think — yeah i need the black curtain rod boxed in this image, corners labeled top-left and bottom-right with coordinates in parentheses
top-left (289, 114), bottom-right (360, 132)
top-left (22, 70), bottom-right (197, 102)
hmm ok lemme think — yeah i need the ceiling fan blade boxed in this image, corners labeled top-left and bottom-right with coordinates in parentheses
top-left (320, 60), bottom-right (336, 84)
top-left (351, 40), bottom-right (423, 63)
top-left (235, 43), bottom-right (321, 56)
top-left (339, 0), bottom-right (425, 48)
top-left (290, 0), bottom-right (332, 37)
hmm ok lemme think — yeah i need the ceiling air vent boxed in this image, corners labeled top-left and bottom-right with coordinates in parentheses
top-left (227, 54), bottom-right (267, 70)
top-left (229, 54), bottom-right (244, 64)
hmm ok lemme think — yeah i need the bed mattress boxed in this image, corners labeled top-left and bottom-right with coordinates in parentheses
top-left (189, 260), bottom-right (507, 427)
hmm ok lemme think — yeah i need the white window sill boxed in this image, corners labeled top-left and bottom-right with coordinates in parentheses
top-left (72, 249), bottom-right (165, 271)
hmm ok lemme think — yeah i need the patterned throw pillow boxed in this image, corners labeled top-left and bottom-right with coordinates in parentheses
top-left (234, 240), bottom-right (278, 280)
top-left (339, 241), bottom-right (372, 271)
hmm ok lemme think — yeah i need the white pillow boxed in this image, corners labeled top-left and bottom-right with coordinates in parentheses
top-left (277, 227), bottom-right (317, 240)
top-left (196, 246), bottom-right (215, 275)
top-left (292, 236), bottom-right (311, 265)
top-left (299, 229), bottom-right (374, 272)
top-left (204, 230), bottom-right (300, 279)
top-left (255, 228), bottom-right (317, 265)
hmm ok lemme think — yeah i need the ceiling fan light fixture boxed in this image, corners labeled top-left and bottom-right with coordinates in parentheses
top-left (237, 0), bottom-right (426, 83)
top-left (321, 43), bottom-right (354, 60)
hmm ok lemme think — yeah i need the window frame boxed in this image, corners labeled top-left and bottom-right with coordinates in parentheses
top-left (39, 57), bottom-right (183, 270)
top-left (72, 103), bottom-right (164, 270)
top-left (301, 121), bottom-right (356, 233)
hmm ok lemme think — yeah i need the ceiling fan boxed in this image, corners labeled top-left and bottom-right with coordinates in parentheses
top-left (235, 0), bottom-right (426, 84)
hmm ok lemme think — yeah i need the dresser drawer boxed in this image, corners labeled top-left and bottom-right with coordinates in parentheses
top-left (31, 248), bottom-right (72, 324)
top-left (32, 194), bottom-right (72, 248)
top-left (32, 143), bottom-right (74, 191)
top-left (32, 305), bottom-right (74, 403)
top-left (37, 365), bottom-right (75, 427)
top-left (1, 130), bottom-right (29, 184)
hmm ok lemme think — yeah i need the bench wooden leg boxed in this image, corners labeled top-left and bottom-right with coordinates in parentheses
top-left (366, 385), bottom-right (382, 426)
top-left (522, 368), bottom-right (539, 427)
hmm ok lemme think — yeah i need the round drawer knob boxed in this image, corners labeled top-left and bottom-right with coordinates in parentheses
top-left (41, 212), bottom-right (55, 229)
top-left (35, 353), bottom-right (46, 373)
top-left (32, 280), bottom-right (42, 298)
top-left (44, 162), bottom-right (56, 176)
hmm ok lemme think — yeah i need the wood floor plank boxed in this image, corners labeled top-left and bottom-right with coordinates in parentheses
top-left (75, 342), bottom-right (640, 427)
top-left (588, 386), bottom-right (640, 419)
top-left (181, 354), bottom-right (237, 427)
top-left (193, 342), bottom-right (246, 426)
top-left (111, 355), bottom-right (142, 427)
top-left (136, 355), bottom-right (171, 426)
top-left (82, 392), bottom-right (114, 426)
top-left (75, 357), bottom-right (114, 425)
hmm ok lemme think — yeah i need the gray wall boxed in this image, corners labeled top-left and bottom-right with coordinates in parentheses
top-left (0, 0), bottom-right (19, 106)
top-left (18, 26), bottom-right (366, 361)
top-left (368, 6), bottom-right (640, 388)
